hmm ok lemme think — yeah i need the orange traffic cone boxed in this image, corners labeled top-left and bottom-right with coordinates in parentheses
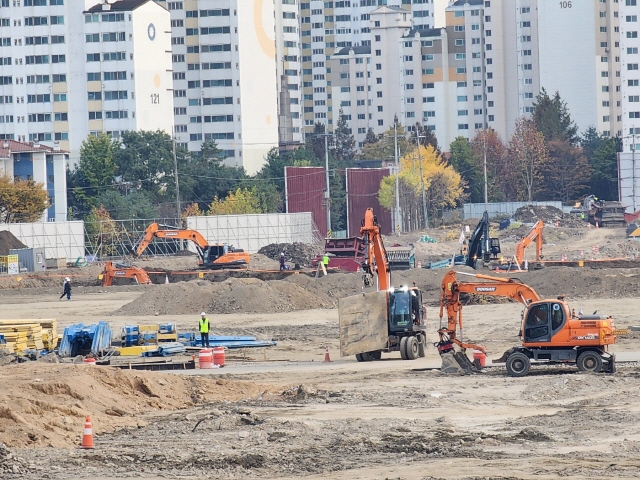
top-left (81, 415), bottom-right (94, 449)
top-left (324, 347), bottom-right (331, 363)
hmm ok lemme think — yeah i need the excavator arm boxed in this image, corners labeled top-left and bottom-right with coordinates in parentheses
top-left (514, 219), bottom-right (544, 266)
top-left (439, 270), bottom-right (541, 353)
top-left (360, 208), bottom-right (391, 291)
top-left (133, 223), bottom-right (209, 260)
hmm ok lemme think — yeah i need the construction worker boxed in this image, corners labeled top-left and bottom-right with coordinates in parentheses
top-left (322, 253), bottom-right (329, 269)
top-left (59, 277), bottom-right (71, 301)
top-left (199, 312), bottom-right (210, 348)
top-left (279, 252), bottom-right (285, 271)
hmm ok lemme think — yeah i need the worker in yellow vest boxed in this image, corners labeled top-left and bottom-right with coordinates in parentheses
top-left (199, 312), bottom-right (210, 348)
top-left (322, 253), bottom-right (329, 270)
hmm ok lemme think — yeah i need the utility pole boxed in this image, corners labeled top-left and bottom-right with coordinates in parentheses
top-left (416, 135), bottom-right (428, 229)
top-left (173, 136), bottom-right (181, 220)
top-left (483, 130), bottom-right (488, 211)
top-left (394, 123), bottom-right (401, 235)
top-left (633, 134), bottom-right (637, 212)
top-left (324, 133), bottom-right (331, 235)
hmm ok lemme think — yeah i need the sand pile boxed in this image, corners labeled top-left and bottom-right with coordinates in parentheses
top-left (0, 363), bottom-right (277, 448)
top-left (115, 277), bottom-right (335, 316)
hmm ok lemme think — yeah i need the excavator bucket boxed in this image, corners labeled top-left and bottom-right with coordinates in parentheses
top-left (440, 350), bottom-right (478, 375)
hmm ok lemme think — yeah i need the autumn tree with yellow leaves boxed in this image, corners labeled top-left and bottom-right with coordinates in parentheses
top-left (378, 145), bottom-right (464, 230)
top-left (0, 175), bottom-right (49, 223)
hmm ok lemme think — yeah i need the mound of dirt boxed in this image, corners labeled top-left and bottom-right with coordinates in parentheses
top-left (114, 277), bottom-right (334, 316)
top-left (514, 205), bottom-right (583, 228)
top-left (0, 232), bottom-right (26, 255)
top-left (257, 243), bottom-right (323, 267)
top-left (0, 363), bottom-right (278, 448)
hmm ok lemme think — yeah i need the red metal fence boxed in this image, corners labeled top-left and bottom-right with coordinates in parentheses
top-left (284, 166), bottom-right (327, 236)
top-left (346, 168), bottom-right (392, 237)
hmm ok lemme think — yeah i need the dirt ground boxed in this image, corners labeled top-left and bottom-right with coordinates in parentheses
top-left (2, 223), bottom-right (640, 479)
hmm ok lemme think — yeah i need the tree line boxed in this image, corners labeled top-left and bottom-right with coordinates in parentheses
top-left (0, 90), bottom-right (622, 231)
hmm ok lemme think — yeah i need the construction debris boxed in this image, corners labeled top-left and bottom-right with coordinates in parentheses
top-left (257, 242), bottom-right (323, 267)
top-left (514, 205), bottom-right (583, 228)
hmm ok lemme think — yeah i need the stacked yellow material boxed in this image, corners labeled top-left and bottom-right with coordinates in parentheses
top-left (0, 319), bottom-right (59, 353)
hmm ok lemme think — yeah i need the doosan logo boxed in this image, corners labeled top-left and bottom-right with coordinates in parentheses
top-left (475, 287), bottom-right (497, 292)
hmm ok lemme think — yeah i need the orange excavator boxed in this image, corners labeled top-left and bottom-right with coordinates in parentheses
top-left (132, 223), bottom-right (249, 269)
top-left (509, 219), bottom-right (544, 270)
top-left (101, 261), bottom-right (152, 287)
top-left (438, 269), bottom-right (617, 376)
top-left (339, 208), bottom-right (428, 362)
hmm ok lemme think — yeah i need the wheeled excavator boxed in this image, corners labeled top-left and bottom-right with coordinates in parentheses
top-left (437, 270), bottom-right (617, 376)
top-left (101, 261), bottom-right (152, 287)
top-left (132, 223), bottom-right (249, 269)
top-left (339, 208), bottom-right (428, 361)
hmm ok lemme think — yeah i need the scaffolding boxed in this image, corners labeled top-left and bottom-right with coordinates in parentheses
top-left (84, 213), bottom-right (322, 260)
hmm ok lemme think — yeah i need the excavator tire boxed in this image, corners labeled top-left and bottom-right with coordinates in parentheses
top-left (405, 337), bottom-right (419, 360)
top-left (577, 351), bottom-right (603, 373)
top-left (400, 337), bottom-right (409, 360)
top-left (371, 350), bottom-right (382, 361)
top-left (505, 352), bottom-right (531, 377)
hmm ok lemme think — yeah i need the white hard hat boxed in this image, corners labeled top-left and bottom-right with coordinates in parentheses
top-left (201, 312), bottom-right (206, 316)
top-left (65, 277), bottom-right (70, 281)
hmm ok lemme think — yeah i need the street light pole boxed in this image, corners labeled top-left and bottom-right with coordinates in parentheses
top-left (394, 124), bottom-right (401, 235)
top-left (416, 135), bottom-right (428, 229)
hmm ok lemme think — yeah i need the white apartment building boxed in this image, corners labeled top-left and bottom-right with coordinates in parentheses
top-left (0, 0), bottom-right (173, 163)
top-left (620, 0), bottom-right (640, 152)
top-left (331, 0), bottom-right (628, 151)
top-left (617, 0), bottom-right (640, 211)
top-left (275, 0), bottom-right (303, 146)
top-left (162, 0), bottom-right (279, 175)
top-left (300, 0), bottom-right (432, 136)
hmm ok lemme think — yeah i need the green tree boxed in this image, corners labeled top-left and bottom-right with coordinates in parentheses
top-left (334, 108), bottom-right (356, 163)
top-left (580, 127), bottom-right (621, 200)
top-left (68, 133), bottom-right (118, 213)
top-left (471, 129), bottom-right (513, 202)
top-left (96, 190), bottom-right (159, 220)
top-left (411, 122), bottom-right (441, 156)
top-left (359, 124), bottom-right (412, 160)
top-left (532, 88), bottom-right (579, 145)
top-left (364, 128), bottom-right (378, 145)
top-left (448, 136), bottom-right (480, 203)
top-left (306, 122), bottom-right (327, 161)
top-left (540, 141), bottom-right (590, 202)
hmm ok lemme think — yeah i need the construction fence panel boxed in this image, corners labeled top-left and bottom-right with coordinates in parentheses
top-left (0, 221), bottom-right (85, 262)
top-left (284, 166), bottom-right (327, 237)
top-left (345, 168), bottom-right (392, 237)
top-left (186, 213), bottom-right (318, 254)
top-left (463, 201), bottom-right (568, 220)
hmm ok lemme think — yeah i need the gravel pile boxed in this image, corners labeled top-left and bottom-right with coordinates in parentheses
top-left (257, 243), bottom-right (323, 267)
top-left (514, 205), bottom-right (584, 228)
top-left (0, 444), bottom-right (29, 477)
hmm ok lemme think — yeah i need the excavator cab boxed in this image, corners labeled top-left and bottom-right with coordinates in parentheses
top-left (388, 287), bottom-right (425, 333)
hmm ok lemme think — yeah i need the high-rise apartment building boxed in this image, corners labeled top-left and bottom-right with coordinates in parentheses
top-left (330, 0), bottom-right (627, 151)
top-left (620, 0), bottom-right (640, 153)
top-left (0, 0), bottom-right (174, 164)
top-left (300, 0), bottom-right (433, 136)
top-left (162, 0), bottom-right (279, 174)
